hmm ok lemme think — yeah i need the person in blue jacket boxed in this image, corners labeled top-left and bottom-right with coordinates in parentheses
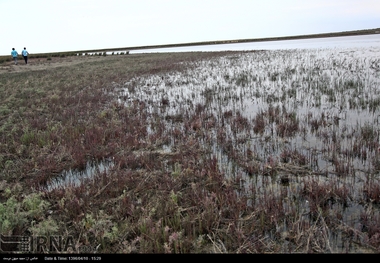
top-left (11, 48), bottom-right (18, 65)
top-left (22, 47), bottom-right (29, 64)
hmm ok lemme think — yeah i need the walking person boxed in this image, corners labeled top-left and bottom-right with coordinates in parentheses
top-left (22, 47), bottom-right (29, 64)
top-left (11, 48), bottom-right (18, 65)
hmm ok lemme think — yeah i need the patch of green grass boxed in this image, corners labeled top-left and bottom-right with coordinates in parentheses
top-left (0, 192), bottom-right (52, 235)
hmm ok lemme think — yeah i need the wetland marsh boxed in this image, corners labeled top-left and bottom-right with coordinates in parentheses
top-left (0, 41), bottom-right (380, 253)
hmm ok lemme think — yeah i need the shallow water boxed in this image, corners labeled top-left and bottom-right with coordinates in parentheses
top-left (48, 39), bottom-right (380, 252)
top-left (120, 45), bottom-right (380, 251)
top-left (130, 34), bottom-right (380, 53)
top-left (121, 47), bottom-right (380, 176)
top-left (45, 159), bottom-right (114, 191)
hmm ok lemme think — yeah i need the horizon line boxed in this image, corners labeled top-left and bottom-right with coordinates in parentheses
top-left (1, 27), bottom-right (379, 56)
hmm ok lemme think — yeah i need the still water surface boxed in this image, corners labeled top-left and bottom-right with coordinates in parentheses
top-left (129, 34), bottom-right (380, 53)
top-left (48, 34), bottom-right (380, 192)
top-left (45, 35), bottom-right (380, 251)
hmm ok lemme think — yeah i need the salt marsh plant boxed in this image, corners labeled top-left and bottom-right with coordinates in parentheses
top-left (116, 46), bottom-right (380, 252)
top-left (1, 47), bottom-right (380, 253)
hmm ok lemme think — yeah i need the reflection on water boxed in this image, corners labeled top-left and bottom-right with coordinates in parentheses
top-left (45, 159), bottom-right (114, 191)
top-left (119, 45), bottom-right (380, 252)
top-left (47, 37), bottom-right (380, 251)
top-left (121, 46), bottom-right (380, 188)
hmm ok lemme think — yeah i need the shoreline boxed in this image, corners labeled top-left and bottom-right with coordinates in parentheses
top-left (1, 28), bottom-right (379, 57)
top-left (123, 27), bottom-right (380, 51)
top-left (68, 27), bottom-right (380, 54)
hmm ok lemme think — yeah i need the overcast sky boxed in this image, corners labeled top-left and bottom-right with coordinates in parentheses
top-left (1, 0), bottom-right (379, 55)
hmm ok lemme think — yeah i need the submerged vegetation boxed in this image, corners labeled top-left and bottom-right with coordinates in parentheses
top-left (0, 47), bottom-right (380, 253)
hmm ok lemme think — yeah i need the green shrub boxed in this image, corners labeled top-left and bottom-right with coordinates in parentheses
top-left (0, 193), bottom-right (52, 235)
top-left (22, 193), bottom-right (50, 219)
top-left (0, 106), bottom-right (11, 116)
top-left (0, 196), bottom-right (27, 234)
top-left (20, 130), bottom-right (36, 146)
top-left (28, 217), bottom-right (59, 237)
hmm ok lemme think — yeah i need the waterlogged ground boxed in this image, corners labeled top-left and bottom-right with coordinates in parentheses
top-left (112, 47), bottom-right (380, 252)
top-left (46, 46), bottom-right (380, 252)
top-left (2, 46), bottom-right (380, 253)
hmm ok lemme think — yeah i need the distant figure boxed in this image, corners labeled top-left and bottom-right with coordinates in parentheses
top-left (11, 48), bottom-right (18, 65)
top-left (22, 47), bottom-right (29, 64)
